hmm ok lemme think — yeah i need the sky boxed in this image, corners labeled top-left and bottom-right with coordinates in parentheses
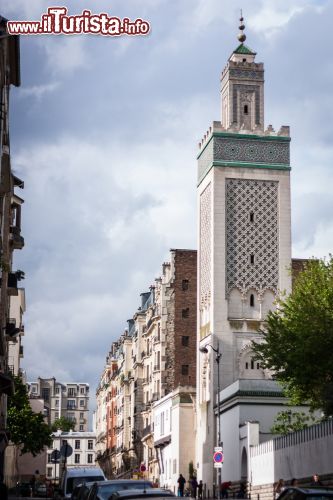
top-left (2, 0), bottom-right (333, 424)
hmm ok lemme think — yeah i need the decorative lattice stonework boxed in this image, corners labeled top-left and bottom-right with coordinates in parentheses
top-left (229, 68), bottom-right (264, 80)
top-left (214, 136), bottom-right (289, 165)
top-left (200, 183), bottom-right (212, 304)
top-left (226, 178), bottom-right (279, 296)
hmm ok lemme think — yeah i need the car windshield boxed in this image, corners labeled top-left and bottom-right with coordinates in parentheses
top-left (97, 483), bottom-right (153, 500)
top-left (67, 476), bottom-right (105, 494)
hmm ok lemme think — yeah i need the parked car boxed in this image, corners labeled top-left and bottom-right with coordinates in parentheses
top-left (111, 489), bottom-right (176, 500)
top-left (17, 482), bottom-right (32, 497)
top-left (61, 467), bottom-right (106, 498)
top-left (71, 481), bottom-right (95, 500)
top-left (71, 483), bottom-right (84, 500)
top-left (35, 482), bottom-right (47, 497)
top-left (87, 480), bottom-right (155, 500)
top-left (277, 487), bottom-right (333, 499)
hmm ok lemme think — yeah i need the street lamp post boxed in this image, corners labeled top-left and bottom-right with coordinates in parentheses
top-left (199, 343), bottom-right (222, 498)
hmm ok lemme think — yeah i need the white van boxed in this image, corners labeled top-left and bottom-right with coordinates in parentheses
top-left (61, 466), bottom-right (106, 498)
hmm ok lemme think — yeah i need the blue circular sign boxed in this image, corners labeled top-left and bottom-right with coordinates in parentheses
top-left (213, 451), bottom-right (224, 463)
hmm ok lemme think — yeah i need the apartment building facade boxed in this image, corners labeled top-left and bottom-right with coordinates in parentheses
top-left (28, 378), bottom-right (89, 431)
top-left (7, 288), bottom-right (26, 377)
top-left (95, 249), bottom-right (197, 483)
top-left (0, 15), bottom-right (25, 480)
top-left (5, 288), bottom-right (26, 486)
top-left (47, 431), bottom-right (97, 482)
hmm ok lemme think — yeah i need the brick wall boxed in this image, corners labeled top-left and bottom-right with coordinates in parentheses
top-left (172, 249), bottom-right (197, 389)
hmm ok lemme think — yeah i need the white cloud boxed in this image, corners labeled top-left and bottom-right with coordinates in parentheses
top-left (2, 0), bottom-right (47, 20)
top-left (18, 82), bottom-right (61, 100)
top-left (248, 0), bottom-right (326, 38)
top-left (42, 37), bottom-right (89, 75)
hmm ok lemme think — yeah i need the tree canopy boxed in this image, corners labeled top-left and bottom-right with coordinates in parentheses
top-left (270, 410), bottom-right (318, 435)
top-left (51, 416), bottom-right (74, 432)
top-left (252, 256), bottom-right (333, 416)
top-left (7, 375), bottom-right (52, 455)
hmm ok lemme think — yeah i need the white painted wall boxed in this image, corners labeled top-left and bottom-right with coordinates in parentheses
top-left (154, 389), bottom-right (196, 493)
top-left (217, 380), bottom-right (296, 483)
top-left (250, 420), bottom-right (333, 485)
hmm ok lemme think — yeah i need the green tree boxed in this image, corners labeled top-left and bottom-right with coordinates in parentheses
top-left (7, 375), bottom-right (52, 456)
top-left (270, 410), bottom-right (318, 435)
top-left (252, 256), bottom-right (333, 416)
top-left (51, 416), bottom-right (74, 432)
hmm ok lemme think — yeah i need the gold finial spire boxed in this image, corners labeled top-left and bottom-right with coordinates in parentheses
top-left (238, 10), bottom-right (246, 43)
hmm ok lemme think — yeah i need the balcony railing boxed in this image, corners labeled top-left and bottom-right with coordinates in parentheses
top-left (152, 392), bottom-right (159, 402)
top-left (142, 424), bottom-right (151, 437)
top-left (5, 319), bottom-right (20, 337)
top-left (10, 226), bottom-right (24, 250)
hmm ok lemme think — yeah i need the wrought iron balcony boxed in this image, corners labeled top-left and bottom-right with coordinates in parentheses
top-left (152, 392), bottom-right (159, 402)
top-left (142, 424), bottom-right (151, 437)
top-left (10, 226), bottom-right (24, 250)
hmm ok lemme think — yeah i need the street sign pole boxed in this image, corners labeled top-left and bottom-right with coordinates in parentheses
top-left (59, 443), bottom-right (73, 483)
top-left (50, 449), bottom-right (61, 491)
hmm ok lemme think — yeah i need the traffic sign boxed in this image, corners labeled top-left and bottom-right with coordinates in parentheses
top-left (214, 462), bottom-right (222, 468)
top-left (214, 447), bottom-right (223, 452)
top-left (50, 449), bottom-right (61, 463)
top-left (213, 451), bottom-right (224, 463)
top-left (140, 464), bottom-right (146, 472)
top-left (60, 443), bottom-right (73, 458)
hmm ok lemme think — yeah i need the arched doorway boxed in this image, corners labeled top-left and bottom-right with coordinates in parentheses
top-left (241, 447), bottom-right (248, 481)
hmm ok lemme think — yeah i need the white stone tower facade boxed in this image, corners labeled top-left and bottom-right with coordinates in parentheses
top-left (196, 19), bottom-right (292, 489)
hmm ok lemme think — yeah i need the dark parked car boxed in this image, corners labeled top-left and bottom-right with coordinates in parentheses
top-left (35, 482), bottom-right (47, 497)
top-left (72, 481), bottom-right (95, 500)
top-left (17, 482), bottom-right (33, 497)
top-left (111, 488), bottom-right (176, 500)
top-left (277, 487), bottom-right (333, 499)
top-left (87, 480), bottom-right (155, 500)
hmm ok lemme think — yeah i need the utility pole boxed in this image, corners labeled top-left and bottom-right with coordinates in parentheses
top-left (199, 342), bottom-right (222, 497)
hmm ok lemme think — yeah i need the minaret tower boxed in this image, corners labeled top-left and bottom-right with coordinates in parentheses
top-left (221, 13), bottom-right (264, 132)
top-left (196, 14), bottom-right (292, 488)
